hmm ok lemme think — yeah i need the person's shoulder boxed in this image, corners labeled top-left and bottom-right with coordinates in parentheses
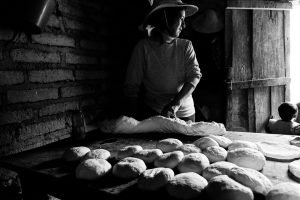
top-left (176, 38), bottom-right (192, 45)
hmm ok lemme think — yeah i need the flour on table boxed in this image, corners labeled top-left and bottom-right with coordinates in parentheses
top-left (99, 115), bottom-right (226, 136)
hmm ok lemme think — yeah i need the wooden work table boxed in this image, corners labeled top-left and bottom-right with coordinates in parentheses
top-left (0, 131), bottom-right (299, 200)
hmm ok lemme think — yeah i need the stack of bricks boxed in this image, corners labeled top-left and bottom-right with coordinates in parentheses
top-left (0, 0), bottom-right (128, 156)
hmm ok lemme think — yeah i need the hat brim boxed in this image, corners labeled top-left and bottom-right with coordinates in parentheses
top-left (143, 4), bottom-right (198, 28)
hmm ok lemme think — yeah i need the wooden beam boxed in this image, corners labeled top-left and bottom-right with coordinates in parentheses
top-left (227, 0), bottom-right (293, 10)
top-left (226, 77), bottom-right (291, 90)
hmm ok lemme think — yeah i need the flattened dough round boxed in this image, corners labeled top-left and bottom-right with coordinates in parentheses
top-left (81, 149), bottom-right (110, 161)
top-left (256, 141), bottom-right (300, 161)
top-left (176, 144), bottom-right (201, 155)
top-left (116, 145), bottom-right (143, 160)
top-left (193, 137), bottom-right (219, 150)
top-left (228, 140), bottom-right (258, 151)
top-left (266, 182), bottom-right (300, 200)
top-left (154, 151), bottom-right (184, 169)
top-left (202, 161), bottom-right (237, 181)
top-left (288, 159), bottom-right (300, 182)
top-left (133, 149), bottom-right (163, 163)
top-left (203, 146), bottom-right (227, 163)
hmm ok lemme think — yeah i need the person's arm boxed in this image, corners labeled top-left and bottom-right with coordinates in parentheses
top-left (161, 82), bottom-right (196, 118)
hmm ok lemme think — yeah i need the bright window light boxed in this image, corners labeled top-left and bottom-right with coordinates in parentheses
top-left (290, 3), bottom-right (300, 104)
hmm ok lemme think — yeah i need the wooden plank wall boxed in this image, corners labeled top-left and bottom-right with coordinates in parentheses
top-left (225, 0), bottom-right (291, 132)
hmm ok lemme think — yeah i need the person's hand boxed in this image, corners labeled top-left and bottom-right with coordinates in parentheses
top-left (161, 103), bottom-right (180, 119)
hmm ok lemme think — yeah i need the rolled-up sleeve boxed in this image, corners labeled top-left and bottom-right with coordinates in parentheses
top-left (184, 41), bottom-right (202, 87)
top-left (123, 41), bottom-right (145, 98)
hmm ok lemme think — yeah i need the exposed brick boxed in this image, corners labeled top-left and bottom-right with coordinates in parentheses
top-left (18, 118), bottom-right (66, 140)
top-left (64, 18), bottom-right (96, 32)
top-left (61, 86), bottom-right (96, 98)
top-left (0, 30), bottom-right (14, 41)
top-left (29, 69), bottom-right (74, 83)
top-left (7, 88), bottom-right (58, 103)
top-left (0, 71), bottom-right (24, 85)
top-left (0, 128), bottom-right (15, 146)
top-left (10, 49), bottom-right (61, 63)
top-left (0, 50), bottom-right (3, 60)
top-left (66, 53), bottom-right (98, 64)
top-left (47, 15), bottom-right (60, 28)
top-left (80, 39), bottom-right (106, 51)
top-left (39, 101), bottom-right (78, 116)
top-left (80, 98), bottom-right (96, 108)
top-left (0, 109), bottom-right (34, 125)
top-left (32, 33), bottom-right (75, 47)
top-left (0, 127), bottom-right (71, 156)
top-left (75, 70), bottom-right (106, 80)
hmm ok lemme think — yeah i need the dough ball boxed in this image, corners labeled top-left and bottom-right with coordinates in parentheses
top-left (206, 175), bottom-right (254, 200)
top-left (227, 148), bottom-right (266, 171)
top-left (63, 146), bottom-right (90, 162)
top-left (177, 153), bottom-right (210, 174)
top-left (230, 166), bottom-right (273, 195)
top-left (176, 144), bottom-right (201, 155)
top-left (166, 172), bottom-right (208, 200)
top-left (154, 151), bottom-right (184, 169)
top-left (133, 149), bottom-right (163, 163)
top-left (203, 146), bottom-right (227, 163)
top-left (228, 140), bottom-right (258, 151)
top-left (208, 135), bottom-right (232, 148)
top-left (193, 137), bottom-right (219, 150)
top-left (288, 159), bottom-right (300, 181)
top-left (81, 149), bottom-right (110, 161)
top-left (112, 157), bottom-right (147, 179)
top-left (202, 161), bottom-right (237, 181)
top-left (116, 145), bottom-right (143, 160)
top-left (137, 167), bottom-right (175, 191)
top-left (266, 182), bottom-right (300, 200)
top-left (75, 158), bottom-right (111, 180)
top-left (156, 138), bottom-right (183, 153)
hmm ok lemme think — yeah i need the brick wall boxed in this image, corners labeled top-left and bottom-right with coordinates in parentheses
top-left (0, 0), bottom-right (148, 156)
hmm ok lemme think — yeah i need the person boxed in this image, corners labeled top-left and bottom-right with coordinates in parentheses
top-left (266, 102), bottom-right (300, 135)
top-left (123, 0), bottom-right (202, 122)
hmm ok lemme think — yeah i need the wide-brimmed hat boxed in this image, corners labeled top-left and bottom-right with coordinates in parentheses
top-left (142, 0), bottom-right (198, 28)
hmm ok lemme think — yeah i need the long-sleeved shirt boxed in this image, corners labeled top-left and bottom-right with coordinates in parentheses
top-left (124, 36), bottom-right (201, 118)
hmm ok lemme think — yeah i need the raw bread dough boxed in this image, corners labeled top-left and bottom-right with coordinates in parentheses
top-left (227, 148), bottom-right (266, 171)
top-left (228, 140), bottom-right (258, 151)
top-left (206, 175), bottom-right (254, 200)
top-left (154, 151), bottom-right (184, 169)
top-left (208, 135), bottom-right (232, 148)
top-left (137, 167), bottom-right (175, 191)
top-left (203, 146), bottom-right (227, 163)
top-left (202, 161), bottom-right (237, 181)
top-left (230, 167), bottom-right (273, 195)
top-left (116, 145), bottom-right (143, 160)
top-left (156, 138), bottom-right (183, 152)
top-left (75, 158), bottom-right (111, 180)
top-left (176, 144), bottom-right (201, 155)
top-left (177, 153), bottom-right (210, 174)
top-left (288, 159), bottom-right (300, 182)
top-left (256, 141), bottom-right (300, 161)
top-left (63, 146), bottom-right (90, 162)
top-left (112, 157), bottom-right (147, 179)
top-left (266, 182), bottom-right (300, 200)
top-left (193, 137), bottom-right (219, 150)
top-left (133, 149), bottom-right (163, 163)
top-left (166, 172), bottom-right (208, 200)
top-left (81, 149), bottom-right (110, 161)
top-left (99, 115), bottom-right (226, 136)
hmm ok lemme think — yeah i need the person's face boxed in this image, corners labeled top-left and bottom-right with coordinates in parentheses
top-left (168, 10), bottom-right (186, 38)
